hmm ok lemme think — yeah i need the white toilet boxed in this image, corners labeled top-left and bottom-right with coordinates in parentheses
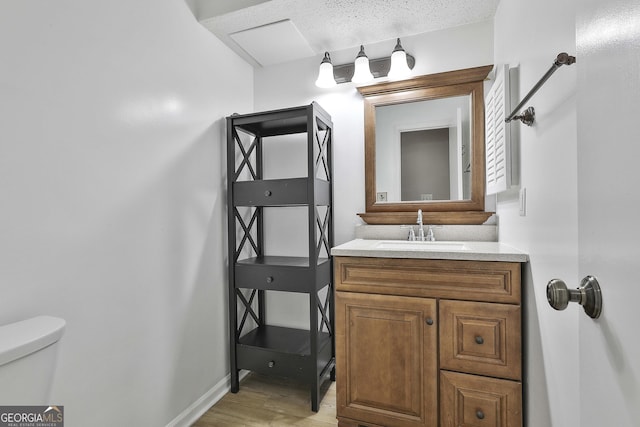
top-left (0, 316), bottom-right (66, 404)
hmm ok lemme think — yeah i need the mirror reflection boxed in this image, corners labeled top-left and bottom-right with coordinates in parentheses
top-left (375, 95), bottom-right (472, 202)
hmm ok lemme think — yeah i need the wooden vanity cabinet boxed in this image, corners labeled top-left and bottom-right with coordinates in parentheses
top-left (334, 256), bottom-right (523, 427)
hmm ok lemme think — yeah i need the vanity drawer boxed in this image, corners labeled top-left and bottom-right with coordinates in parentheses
top-left (440, 371), bottom-right (522, 427)
top-left (334, 257), bottom-right (521, 304)
top-left (440, 300), bottom-right (521, 380)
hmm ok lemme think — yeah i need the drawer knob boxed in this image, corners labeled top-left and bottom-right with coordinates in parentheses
top-left (425, 318), bottom-right (434, 326)
top-left (268, 360), bottom-right (275, 368)
top-left (266, 276), bottom-right (274, 283)
top-left (264, 190), bottom-right (272, 197)
top-left (475, 336), bottom-right (484, 345)
top-left (476, 410), bottom-right (485, 420)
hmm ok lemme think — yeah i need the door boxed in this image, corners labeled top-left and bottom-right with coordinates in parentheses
top-left (335, 291), bottom-right (438, 427)
top-left (576, 1), bottom-right (640, 425)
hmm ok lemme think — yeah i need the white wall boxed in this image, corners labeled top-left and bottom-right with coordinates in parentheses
top-left (493, 0), bottom-right (579, 426)
top-left (0, 1), bottom-right (252, 426)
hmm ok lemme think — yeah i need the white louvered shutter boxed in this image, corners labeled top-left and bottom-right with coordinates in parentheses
top-left (485, 65), bottom-right (511, 195)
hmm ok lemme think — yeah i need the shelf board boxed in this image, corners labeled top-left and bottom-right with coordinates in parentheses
top-left (230, 103), bottom-right (331, 137)
top-left (238, 325), bottom-right (332, 356)
top-left (231, 108), bottom-right (308, 136)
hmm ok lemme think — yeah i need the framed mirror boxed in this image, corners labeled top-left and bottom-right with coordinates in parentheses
top-left (357, 65), bottom-right (494, 225)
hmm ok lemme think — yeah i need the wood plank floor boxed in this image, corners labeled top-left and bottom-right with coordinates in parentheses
top-left (193, 374), bottom-right (338, 426)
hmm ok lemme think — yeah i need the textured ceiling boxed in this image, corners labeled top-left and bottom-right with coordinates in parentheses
top-left (199, 0), bottom-right (499, 67)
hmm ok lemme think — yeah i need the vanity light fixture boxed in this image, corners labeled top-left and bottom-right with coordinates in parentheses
top-left (315, 52), bottom-right (337, 88)
top-left (387, 38), bottom-right (412, 81)
top-left (315, 39), bottom-right (415, 88)
top-left (351, 45), bottom-right (374, 84)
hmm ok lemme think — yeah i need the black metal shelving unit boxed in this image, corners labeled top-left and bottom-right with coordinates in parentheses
top-left (226, 103), bottom-right (334, 412)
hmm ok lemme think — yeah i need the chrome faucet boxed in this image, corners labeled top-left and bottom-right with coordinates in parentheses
top-left (416, 209), bottom-right (425, 241)
top-left (416, 209), bottom-right (436, 242)
top-left (406, 226), bottom-right (416, 241)
top-left (426, 225), bottom-right (436, 242)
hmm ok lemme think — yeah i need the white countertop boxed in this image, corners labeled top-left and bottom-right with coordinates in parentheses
top-left (331, 239), bottom-right (529, 263)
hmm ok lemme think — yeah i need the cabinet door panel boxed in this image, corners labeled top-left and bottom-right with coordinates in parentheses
top-left (336, 291), bottom-right (437, 427)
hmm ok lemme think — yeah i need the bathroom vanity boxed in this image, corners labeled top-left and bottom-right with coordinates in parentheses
top-left (331, 239), bottom-right (528, 427)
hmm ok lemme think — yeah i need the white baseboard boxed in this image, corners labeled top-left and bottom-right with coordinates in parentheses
top-left (166, 370), bottom-right (249, 427)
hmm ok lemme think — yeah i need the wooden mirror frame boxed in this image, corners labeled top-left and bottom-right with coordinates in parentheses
top-left (357, 65), bottom-right (494, 225)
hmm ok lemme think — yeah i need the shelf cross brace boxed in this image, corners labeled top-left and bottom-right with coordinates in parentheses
top-left (237, 289), bottom-right (260, 336)
top-left (234, 207), bottom-right (260, 260)
top-left (314, 120), bottom-right (331, 180)
top-left (315, 206), bottom-right (331, 261)
top-left (232, 128), bottom-right (259, 181)
top-left (317, 286), bottom-right (333, 335)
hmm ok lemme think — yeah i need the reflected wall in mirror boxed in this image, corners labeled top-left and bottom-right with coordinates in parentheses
top-left (357, 65), bottom-right (494, 225)
top-left (375, 95), bottom-right (472, 202)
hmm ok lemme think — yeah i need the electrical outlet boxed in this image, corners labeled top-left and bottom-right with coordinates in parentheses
top-left (519, 187), bottom-right (526, 216)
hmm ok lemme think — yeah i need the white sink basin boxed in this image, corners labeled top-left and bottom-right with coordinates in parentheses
top-left (374, 240), bottom-right (470, 251)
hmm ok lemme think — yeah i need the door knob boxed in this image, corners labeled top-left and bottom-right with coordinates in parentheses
top-left (546, 275), bottom-right (602, 318)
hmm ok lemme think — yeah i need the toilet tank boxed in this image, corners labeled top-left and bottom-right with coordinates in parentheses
top-left (0, 316), bottom-right (66, 405)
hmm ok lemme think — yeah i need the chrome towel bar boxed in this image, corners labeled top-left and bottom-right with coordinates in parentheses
top-left (505, 52), bottom-right (576, 126)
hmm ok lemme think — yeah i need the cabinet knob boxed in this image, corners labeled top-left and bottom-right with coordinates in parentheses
top-left (266, 276), bottom-right (274, 283)
top-left (264, 190), bottom-right (272, 197)
top-left (268, 360), bottom-right (275, 368)
top-left (475, 336), bottom-right (484, 345)
top-left (476, 410), bottom-right (485, 420)
top-left (425, 318), bottom-right (434, 326)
